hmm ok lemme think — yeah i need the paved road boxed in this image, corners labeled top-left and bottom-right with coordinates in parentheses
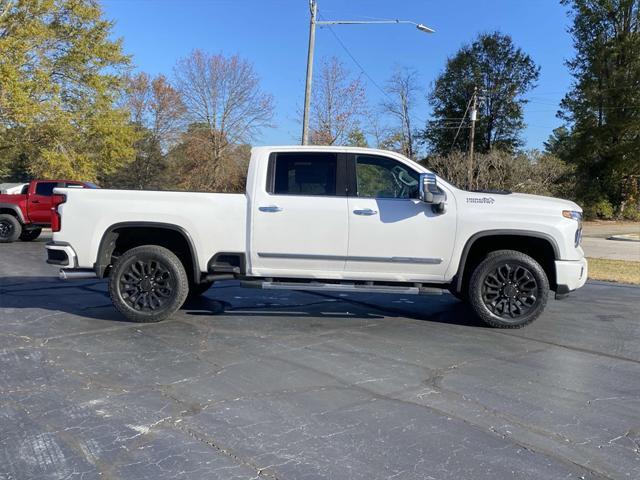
top-left (581, 237), bottom-right (640, 261)
top-left (583, 221), bottom-right (640, 238)
top-left (1, 235), bottom-right (639, 480)
top-left (582, 222), bottom-right (640, 261)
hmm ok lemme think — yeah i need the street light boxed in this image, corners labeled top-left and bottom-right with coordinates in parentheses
top-left (301, 0), bottom-right (435, 145)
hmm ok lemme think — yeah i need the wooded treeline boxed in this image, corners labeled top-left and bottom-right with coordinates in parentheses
top-left (0, 0), bottom-right (638, 219)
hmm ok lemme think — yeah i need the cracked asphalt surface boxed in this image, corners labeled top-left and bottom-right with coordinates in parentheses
top-left (1, 233), bottom-right (639, 480)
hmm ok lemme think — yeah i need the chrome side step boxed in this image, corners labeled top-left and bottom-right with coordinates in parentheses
top-left (241, 280), bottom-right (442, 295)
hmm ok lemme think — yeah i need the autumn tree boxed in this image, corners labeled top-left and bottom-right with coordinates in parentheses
top-left (171, 50), bottom-right (273, 191)
top-left (310, 57), bottom-right (367, 145)
top-left (423, 31), bottom-right (539, 155)
top-left (0, 0), bottom-right (136, 181)
top-left (381, 67), bottom-right (421, 159)
top-left (106, 73), bottom-right (185, 189)
top-left (558, 0), bottom-right (640, 212)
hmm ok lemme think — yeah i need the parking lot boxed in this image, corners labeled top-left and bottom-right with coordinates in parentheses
top-left (1, 233), bottom-right (639, 480)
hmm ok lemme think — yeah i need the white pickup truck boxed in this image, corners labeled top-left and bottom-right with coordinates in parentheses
top-left (46, 146), bottom-right (587, 328)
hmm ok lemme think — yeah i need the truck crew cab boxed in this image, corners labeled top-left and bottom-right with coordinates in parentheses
top-left (46, 146), bottom-right (587, 328)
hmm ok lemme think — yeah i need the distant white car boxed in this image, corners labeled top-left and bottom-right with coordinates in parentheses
top-left (0, 183), bottom-right (27, 195)
top-left (47, 146), bottom-right (587, 328)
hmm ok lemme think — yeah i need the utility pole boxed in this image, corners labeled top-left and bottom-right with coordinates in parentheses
top-left (467, 86), bottom-right (478, 190)
top-left (301, 0), bottom-right (317, 145)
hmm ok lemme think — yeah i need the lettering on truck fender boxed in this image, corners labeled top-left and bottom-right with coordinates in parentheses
top-left (466, 197), bottom-right (495, 204)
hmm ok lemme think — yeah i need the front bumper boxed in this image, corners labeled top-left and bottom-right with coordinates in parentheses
top-left (555, 257), bottom-right (588, 298)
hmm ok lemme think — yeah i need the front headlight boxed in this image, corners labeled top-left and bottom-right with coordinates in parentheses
top-left (562, 210), bottom-right (583, 247)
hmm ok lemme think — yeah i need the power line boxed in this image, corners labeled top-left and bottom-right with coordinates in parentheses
top-left (320, 21), bottom-right (391, 101)
top-left (317, 12), bottom-right (429, 126)
top-left (528, 99), bottom-right (640, 109)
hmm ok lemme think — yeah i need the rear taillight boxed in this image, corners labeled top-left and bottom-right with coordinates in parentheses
top-left (51, 194), bottom-right (66, 232)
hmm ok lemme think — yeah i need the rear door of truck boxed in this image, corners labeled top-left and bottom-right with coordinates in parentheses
top-left (250, 151), bottom-right (349, 276)
top-left (27, 181), bottom-right (60, 224)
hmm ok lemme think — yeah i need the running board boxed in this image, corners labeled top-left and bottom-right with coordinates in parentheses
top-left (241, 280), bottom-right (442, 295)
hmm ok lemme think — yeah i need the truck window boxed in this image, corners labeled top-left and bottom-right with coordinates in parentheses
top-left (272, 152), bottom-right (337, 196)
top-left (355, 155), bottom-right (419, 199)
top-left (35, 182), bottom-right (60, 196)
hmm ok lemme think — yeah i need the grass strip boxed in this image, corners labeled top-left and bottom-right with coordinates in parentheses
top-left (587, 257), bottom-right (640, 285)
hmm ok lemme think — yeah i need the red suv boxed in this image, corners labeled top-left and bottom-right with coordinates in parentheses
top-left (0, 180), bottom-right (98, 243)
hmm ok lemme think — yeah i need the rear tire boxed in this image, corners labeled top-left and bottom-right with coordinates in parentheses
top-left (109, 245), bottom-right (189, 323)
top-left (0, 214), bottom-right (21, 243)
top-left (19, 228), bottom-right (42, 242)
top-left (468, 250), bottom-right (549, 328)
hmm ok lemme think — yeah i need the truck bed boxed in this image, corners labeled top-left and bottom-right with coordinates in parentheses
top-left (54, 188), bottom-right (248, 272)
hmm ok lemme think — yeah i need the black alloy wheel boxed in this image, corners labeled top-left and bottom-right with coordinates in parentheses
top-left (0, 214), bottom-right (21, 243)
top-left (109, 245), bottom-right (189, 323)
top-left (0, 219), bottom-right (13, 238)
top-left (468, 250), bottom-right (549, 328)
top-left (481, 263), bottom-right (538, 318)
top-left (119, 258), bottom-right (174, 312)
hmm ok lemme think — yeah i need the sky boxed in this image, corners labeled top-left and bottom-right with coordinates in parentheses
top-left (101, 0), bottom-right (576, 151)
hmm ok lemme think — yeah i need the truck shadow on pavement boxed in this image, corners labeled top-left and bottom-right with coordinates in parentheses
top-left (0, 276), bottom-right (486, 327)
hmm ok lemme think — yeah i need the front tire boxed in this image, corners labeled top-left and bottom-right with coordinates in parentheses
top-left (109, 245), bottom-right (189, 323)
top-left (19, 228), bottom-right (42, 242)
top-left (0, 214), bottom-right (21, 243)
top-left (468, 250), bottom-right (549, 328)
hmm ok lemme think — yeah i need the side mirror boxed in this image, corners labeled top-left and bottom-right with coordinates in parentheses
top-left (419, 173), bottom-right (446, 213)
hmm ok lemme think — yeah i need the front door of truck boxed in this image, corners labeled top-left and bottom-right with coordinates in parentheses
top-left (345, 154), bottom-right (457, 282)
top-left (250, 151), bottom-right (349, 277)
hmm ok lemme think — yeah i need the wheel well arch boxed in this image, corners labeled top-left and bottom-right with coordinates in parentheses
top-left (0, 205), bottom-right (25, 224)
top-left (95, 222), bottom-right (200, 283)
top-left (454, 231), bottom-right (559, 294)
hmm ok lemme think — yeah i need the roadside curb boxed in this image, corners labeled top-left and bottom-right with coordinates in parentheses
top-left (607, 234), bottom-right (640, 242)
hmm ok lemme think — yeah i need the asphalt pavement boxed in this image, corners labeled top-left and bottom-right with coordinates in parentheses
top-left (582, 222), bottom-right (640, 261)
top-left (1, 233), bottom-right (639, 480)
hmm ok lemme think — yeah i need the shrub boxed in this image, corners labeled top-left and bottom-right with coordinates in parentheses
top-left (621, 206), bottom-right (640, 221)
top-left (583, 199), bottom-right (615, 220)
top-left (422, 150), bottom-right (576, 200)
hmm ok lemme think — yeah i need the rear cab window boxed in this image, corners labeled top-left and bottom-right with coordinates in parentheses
top-left (34, 182), bottom-right (61, 196)
top-left (268, 152), bottom-right (343, 196)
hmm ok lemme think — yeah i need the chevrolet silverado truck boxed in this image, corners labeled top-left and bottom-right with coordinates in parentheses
top-left (46, 146), bottom-right (587, 328)
top-left (0, 179), bottom-right (97, 242)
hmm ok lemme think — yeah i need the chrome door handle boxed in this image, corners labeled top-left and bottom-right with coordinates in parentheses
top-left (353, 208), bottom-right (378, 216)
top-left (259, 205), bottom-right (283, 212)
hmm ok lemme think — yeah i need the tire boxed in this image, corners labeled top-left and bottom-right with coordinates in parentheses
top-left (108, 245), bottom-right (189, 323)
top-left (468, 249), bottom-right (549, 328)
top-left (0, 214), bottom-right (22, 243)
top-left (188, 280), bottom-right (213, 299)
top-left (19, 228), bottom-right (42, 242)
